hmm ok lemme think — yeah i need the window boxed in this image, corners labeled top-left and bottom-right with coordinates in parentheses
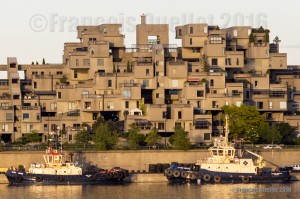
top-left (57, 71), bottom-right (63, 75)
top-left (233, 30), bottom-right (238, 37)
top-left (204, 133), bottom-right (211, 141)
top-left (123, 90), bottom-right (131, 98)
top-left (197, 90), bottom-right (204, 97)
top-left (204, 26), bottom-right (208, 34)
top-left (93, 113), bottom-right (98, 120)
top-left (58, 92), bottom-right (61, 99)
top-left (44, 124), bottom-right (48, 131)
top-left (210, 35), bottom-right (222, 44)
top-left (178, 29), bottom-right (182, 36)
top-left (84, 102), bottom-right (91, 109)
top-left (69, 135), bottom-right (72, 142)
top-left (236, 58), bottom-right (239, 65)
top-left (74, 71), bottom-right (78, 78)
top-left (189, 26), bottom-right (193, 34)
top-left (156, 93), bottom-right (159, 98)
top-left (36, 113), bottom-right (40, 120)
top-left (50, 102), bottom-right (57, 110)
top-left (125, 101), bottom-right (129, 109)
top-left (257, 102), bottom-right (263, 109)
top-left (97, 59), bottom-right (104, 66)
top-left (195, 121), bottom-right (209, 129)
top-left (175, 122), bottom-right (181, 128)
top-left (269, 102), bottom-right (273, 109)
top-left (293, 103), bottom-right (299, 110)
top-left (158, 123), bottom-right (165, 130)
top-left (23, 113), bottom-right (29, 120)
top-left (146, 69), bottom-right (150, 76)
top-left (76, 59), bottom-right (79, 66)
top-left (212, 58), bottom-right (218, 66)
top-left (225, 58), bottom-right (231, 66)
top-left (2, 124), bottom-right (8, 132)
top-left (142, 80), bottom-right (149, 88)
top-left (212, 101), bottom-right (218, 108)
top-left (6, 113), bottom-right (12, 121)
top-left (190, 38), bottom-right (193, 45)
top-left (26, 124), bottom-right (33, 132)
top-left (108, 80), bottom-right (112, 87)
top-left (162, 111), bottom-right (166, 119)
top-left (83, 59), bottom-right (90, 66)
top-left (12, 79), bottom-right (18, 84)
top-left (254, 81), bottom-right (258, 88)
top-left (210, 79), bottom-right (214, 86)
top-left (178, 111), bottom-right (182, 119)
top-left (68, 102), bottom-right (74, 110)
top-left (192, 48), bottom-right (200, 53)
top-left (107, 101), bottom-right (114, 109)
top-left (136, 101), bottom-right (139, 108)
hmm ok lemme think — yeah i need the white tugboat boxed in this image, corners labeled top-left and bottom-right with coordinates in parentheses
top-left (5, 145), bottom-right (129, 185)
top-left (165, 116), bottom-right (291, 184)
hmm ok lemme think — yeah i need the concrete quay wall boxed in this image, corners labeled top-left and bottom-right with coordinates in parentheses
top-left (0, 150), bottom-right (300, 171)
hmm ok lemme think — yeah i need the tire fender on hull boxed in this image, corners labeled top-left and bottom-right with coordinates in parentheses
top-left (203, 174), bottom-right (211, 182)
top-left (242, 176), bottom-right (250, 183)
top-left (36, 176), bottom-right (43, 182)
top-left (214, 175), bottom-right (221, 183)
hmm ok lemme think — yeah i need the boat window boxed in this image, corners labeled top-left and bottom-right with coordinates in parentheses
top-left (212, 150), bottom-right (218, 155)
top-left (228, 150), bottom-right (231, 156)
top-left (218, 150), bottom-right (223, 156)
top-left (49, 156), bottom-right (53, 163)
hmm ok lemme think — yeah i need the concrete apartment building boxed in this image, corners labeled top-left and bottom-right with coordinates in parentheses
top-left (0, 15), bottom-right (299, 144)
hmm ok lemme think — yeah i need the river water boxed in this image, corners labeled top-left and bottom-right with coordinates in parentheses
top-left (0, 182), bottom-right (299, 199)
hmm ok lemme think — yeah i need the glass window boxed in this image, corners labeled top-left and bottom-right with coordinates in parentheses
top-left (23, 113), bottom-right (29, 120)
top-left (6, 113), bottom-right (12, 121)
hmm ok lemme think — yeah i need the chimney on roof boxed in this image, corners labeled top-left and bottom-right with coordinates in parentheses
top-left (141, 14), bottom-right (146, 25)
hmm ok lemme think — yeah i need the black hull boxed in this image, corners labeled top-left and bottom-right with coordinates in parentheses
top-left (165, 169), bottom-right (291, 184)
top-left (6, 170), bottom-right (128, 186)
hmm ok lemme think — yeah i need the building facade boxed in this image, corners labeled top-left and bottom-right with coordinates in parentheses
top-left (0, 15), bottom-right (299, 144)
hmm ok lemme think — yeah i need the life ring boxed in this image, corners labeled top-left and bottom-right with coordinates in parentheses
top-left (166, 170), bottom-right (173, 177)
top-left (78, 170), bottom-right (82, 175)
top-left (242, 176), bottom-right (250, 183)
top-left (203, 174), bottom-right (211, 182)
top-left (118, 172), bottom-right (124, 179)
top-left (173, 170), bottom-right (181, 178)
top-left (106, 173), bottom-right (113, 179)
top-left (57, 176), bottom-right (65, 182)
top-left (113, 172), bottom-right (120, 179)
top-left (16, 175), bottom-right (23, 183)
top-left (214, 175), bottom-right (221, 183)
top-left (36, 176), bottom-right (43, 182)
top-left (181, 171), bottom-right (188, 178)
top-left (190, 172), bottom-right (197, 180)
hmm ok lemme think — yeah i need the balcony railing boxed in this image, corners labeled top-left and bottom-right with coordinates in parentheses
top-left (0, 106), bottom-right (13, 110)
top-left (22, 106), bottom-right (39, 110)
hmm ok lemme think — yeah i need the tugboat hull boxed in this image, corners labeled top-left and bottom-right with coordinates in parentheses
top-left (165, 169), bottom-right (291, 184)
top-left (5, 170), bottom-right (129, 186)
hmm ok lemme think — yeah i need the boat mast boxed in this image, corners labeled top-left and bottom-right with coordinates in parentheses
top-left (224, 114), bottom-right (229, 144)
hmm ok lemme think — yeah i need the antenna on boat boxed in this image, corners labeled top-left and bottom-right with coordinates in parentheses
top-left (224, 114), bottom-right (229, 144)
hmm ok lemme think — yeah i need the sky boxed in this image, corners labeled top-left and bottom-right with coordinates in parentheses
top-left (0, 0), bottom-right (299, 65)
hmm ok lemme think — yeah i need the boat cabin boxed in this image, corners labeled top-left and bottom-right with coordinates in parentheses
top-left (43, 146), bottom-right (64, 167)
top-left (209, 146), bottom-right (235, 160)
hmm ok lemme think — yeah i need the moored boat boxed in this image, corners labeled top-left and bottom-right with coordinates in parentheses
top-left (5, 145), bottom-right (129, 185)
top-left (164, 116), bottom-right (291, 184)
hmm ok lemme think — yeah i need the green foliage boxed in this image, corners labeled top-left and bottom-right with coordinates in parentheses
top-left (274, 122), bottom-right (296, 144)
top-left (202, 55), bottom-right (210, 72)
top-left (139, 98), bottom-right (146, 115)
top-left (169, 126), bottom-right (190, 150)
top-left (21, 130), bottom-right (41, 144)
top-left (127, 124), bottom-right (145, 149)
top-left (145, 128), bottom-right (161, 147)
top-left (222, 105), bottom-right (268, 143)
top-left (74, 129), bottom-right (91, 147)
top-left (249, 33), bottom-right (255, 43)
top-left (257, 26), bottom-right (265, 33)
top-left (59, 75), bottom-right (68, 84)
top-left (36, 61), bottom-right (39, 65)
top-left (126, 60), bottom-right (131, 72)
top-left (261, 126), bottom-right (282, 144)
top-left (31, 62), bottom-right (34, 65)
top-left (42, 58), bottom-right (45, 65)
top-left (92, 121), bottom-right (118, 150)
top-left (201, 78), bottom-right (206, 83)
top-left (264, 31), bottom-right (270, 43)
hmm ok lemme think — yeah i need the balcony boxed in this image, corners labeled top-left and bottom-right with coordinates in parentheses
top-left (0, 106), bottom-right (13, 110)
top-left (22, 106), bottom-right (39, 110)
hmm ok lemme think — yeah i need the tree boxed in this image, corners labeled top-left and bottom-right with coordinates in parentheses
top-left (59, 75), bottom-right (68, 84)
top-left (126, 60), bottom-right (131, 72)
top-left (145, 128), bottom-right (161, 147)
top-left (36, 61), bottom-right (39, 65)
top-left (31, 61), bottom-right (34, 65)
top-left (261, 126), bottom-right (282, 144)
top-left (42, 58), bottom-right (46, 65)
top-left (222, 105), bottom-right (268, 143)
top-left (274, 122), bottom-right (296, 144)
top-left (22, 130), bottom-right (41, 144)
top-left (264, 31), bottom-right (270, 43)
top-left (249, 33), bottom-right (255, 43)
top-left (127, 124), bottom-right (145, 149)
top-left (169, 126), bottom-right (190, 150)
top-left (93, 122), bottom-right (118, 150)
top-left (74, 129), bottom-right (91, 148)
